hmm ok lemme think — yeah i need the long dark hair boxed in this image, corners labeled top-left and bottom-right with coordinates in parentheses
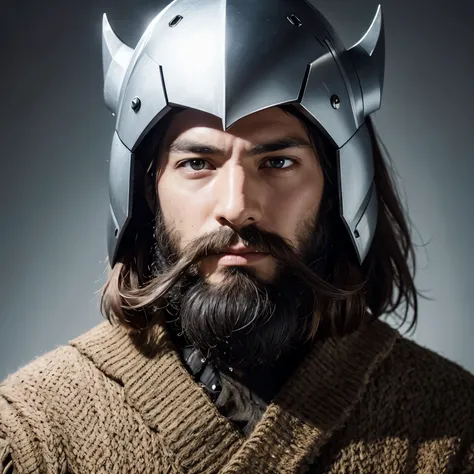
top-left (100, 107), bottom-right (423, 349)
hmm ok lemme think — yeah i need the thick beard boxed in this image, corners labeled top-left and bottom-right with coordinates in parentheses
top-left (166, 263), bottom-right (316, 369)
top-left (152, 213), bottom-right (329, 370)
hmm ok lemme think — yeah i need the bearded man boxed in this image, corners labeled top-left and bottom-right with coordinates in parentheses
top-left (1, 0), bottom-right (474, 473)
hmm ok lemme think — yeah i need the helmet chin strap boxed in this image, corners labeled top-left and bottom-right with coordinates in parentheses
top-left (182, 346), bottom-right (223, 398)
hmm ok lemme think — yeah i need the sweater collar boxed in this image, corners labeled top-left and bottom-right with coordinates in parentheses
top-left (70, 318), bottom-right (398, 473)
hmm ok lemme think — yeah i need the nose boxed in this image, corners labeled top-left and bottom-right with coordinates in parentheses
top-left (212, 162), bottom-right (263, 229)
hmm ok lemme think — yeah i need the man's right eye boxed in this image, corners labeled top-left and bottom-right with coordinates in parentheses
top-left (178, 159), bottom-right (213, 171)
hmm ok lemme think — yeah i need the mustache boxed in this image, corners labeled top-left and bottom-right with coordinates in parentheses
top-left (123, 223), bottom-right (358, 311)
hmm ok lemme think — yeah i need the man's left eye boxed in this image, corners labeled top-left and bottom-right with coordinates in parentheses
top-left (262, 157), bottom-right (295, 169)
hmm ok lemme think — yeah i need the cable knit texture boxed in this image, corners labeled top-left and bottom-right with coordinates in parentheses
top-left (1, 318), bottom-right (474, 473)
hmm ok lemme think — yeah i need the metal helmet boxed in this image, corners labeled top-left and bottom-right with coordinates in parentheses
top-left (102, 0), bottom-right (385, 267)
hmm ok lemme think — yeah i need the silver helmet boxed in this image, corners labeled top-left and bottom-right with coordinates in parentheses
top-left (102, 0), bottom-right (385, 267)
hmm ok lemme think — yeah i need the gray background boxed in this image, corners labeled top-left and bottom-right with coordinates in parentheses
top-left (0, 0), bottom-right (472, 380)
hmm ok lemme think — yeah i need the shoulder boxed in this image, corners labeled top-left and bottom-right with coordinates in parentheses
top-left (389, 333), bottom-right (474, 468)
top-left (0, 323), bottom-right (112, 472)
top-left (0, 322), bottom-right (120, 424)
top-left (366, 327), bottom-right (474, 440)
top-left (387, 332), bottom-right (474, 396)
top-left (0, 322), bottom-right (125, 472)
top-left (0, 321), bottom-right (114, 396)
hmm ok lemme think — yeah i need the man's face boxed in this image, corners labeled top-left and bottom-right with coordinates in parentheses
top-left (150, 106), bottom-right (328, 368)
top-left (156, 107), bottom-right (324, 283)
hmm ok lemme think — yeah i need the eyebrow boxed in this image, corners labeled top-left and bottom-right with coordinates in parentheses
top-left (168, 136), bottom-right (313, 156)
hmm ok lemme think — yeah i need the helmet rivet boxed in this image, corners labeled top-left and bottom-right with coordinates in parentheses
top-left (169, 15), bottom-right (183, 27)
top-left (287, 14), bottom-right (303, 27)
top-left (131, 97), bottom-right (141, 112)
top-left (331, 95), bottom-right (341, 109)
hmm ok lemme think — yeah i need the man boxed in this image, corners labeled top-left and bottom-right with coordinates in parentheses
top-left (1, 0), bottom-right (474, 472)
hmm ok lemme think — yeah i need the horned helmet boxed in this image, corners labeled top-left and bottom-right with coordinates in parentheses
top-left (102, 0), bottom-right (385, 266)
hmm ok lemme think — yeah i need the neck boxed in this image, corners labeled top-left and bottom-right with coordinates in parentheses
top-left (168, 319), bottom-right (311, 401)
top-left (168, 321), bottom-right (313, 436)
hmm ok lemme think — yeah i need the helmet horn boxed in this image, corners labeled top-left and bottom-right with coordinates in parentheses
top-left (347, 5), bottom-right (385, 117)
top-left (102, 13), bottom-right (134, 115)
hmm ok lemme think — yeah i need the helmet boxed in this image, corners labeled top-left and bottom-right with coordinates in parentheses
top-left (102, 0), bottom-right (385, 267)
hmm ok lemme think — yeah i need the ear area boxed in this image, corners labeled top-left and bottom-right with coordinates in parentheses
top-left (102, 13), bottom-right (134, 115)
top-left (347, 5), bottom-right (385, 116)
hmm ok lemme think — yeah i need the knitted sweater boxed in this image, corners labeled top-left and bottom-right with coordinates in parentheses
top-left (1, 319), bottom-right (474, 473)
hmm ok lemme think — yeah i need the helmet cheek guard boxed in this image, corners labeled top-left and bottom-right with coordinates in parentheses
top-left (101, 1), bottom-right (385, 267)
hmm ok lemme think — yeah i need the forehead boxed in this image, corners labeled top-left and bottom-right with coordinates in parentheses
top-left (163, 106), bottom-right (310, 148)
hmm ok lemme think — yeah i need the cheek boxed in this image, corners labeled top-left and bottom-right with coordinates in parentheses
top-left (266, 174), bottom-right (324, 244)
top-left (157, 175), bottom-right (213, 249)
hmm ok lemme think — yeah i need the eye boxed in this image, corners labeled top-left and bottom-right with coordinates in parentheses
top-left (261, 157), bottom-right (296, 170)
top-left (176, 156), bottom-right (297, 173)
top-left (178, 159), bottom-right (213, 171)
